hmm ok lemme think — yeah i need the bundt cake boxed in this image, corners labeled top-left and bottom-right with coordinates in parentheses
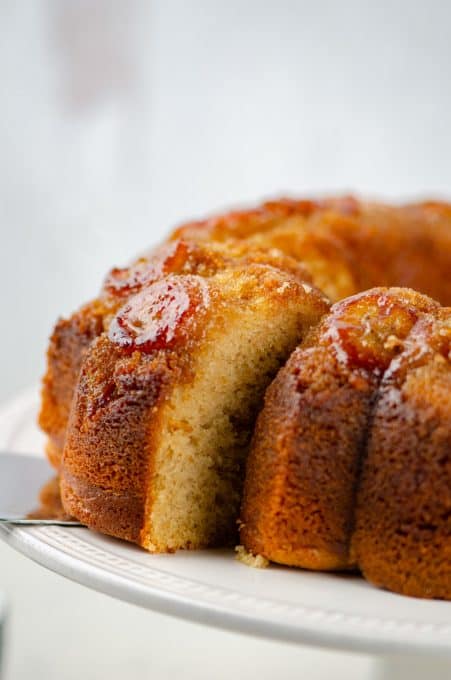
top-left (240, 287), bottom-right (451, 599)
top-left (38, 195), bottom-right (451, 599)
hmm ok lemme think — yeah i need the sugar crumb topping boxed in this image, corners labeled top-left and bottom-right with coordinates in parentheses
top-left (276, 281), bottom-right (292, 294)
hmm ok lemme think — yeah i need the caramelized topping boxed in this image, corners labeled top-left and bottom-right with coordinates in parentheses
top-left (323, 291), bottom-right (423, 371)
top-left (398, 312), bottom-right (451, 367)
top-left (103, 241), bottom-right (194, 298)
top-left (109, 275), bottom-right (210, 353)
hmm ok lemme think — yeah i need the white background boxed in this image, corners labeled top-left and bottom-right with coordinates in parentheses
top-left (0, 1), bottom-right (450, 677)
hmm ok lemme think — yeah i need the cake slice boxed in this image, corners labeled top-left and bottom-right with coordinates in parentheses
top-left (61, 263), bottom-right (329, 550)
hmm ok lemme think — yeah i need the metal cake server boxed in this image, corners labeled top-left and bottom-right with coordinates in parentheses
top-left (0, 453), bottom-right (82, 526)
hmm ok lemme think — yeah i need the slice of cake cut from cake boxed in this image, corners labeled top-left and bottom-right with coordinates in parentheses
top-left (61, 262), bottom-right (329, 551)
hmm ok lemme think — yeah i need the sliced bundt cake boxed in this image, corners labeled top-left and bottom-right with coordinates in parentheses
top-left (39, 196), bottom-right (451, 599)
top-left (60, 261), bottom-right (328, 551)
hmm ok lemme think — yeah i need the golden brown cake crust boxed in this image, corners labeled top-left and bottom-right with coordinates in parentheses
top-left (240, 340), bottom-right (376, 570)
top-left (39, 302), bottom-right (106, 468)
top-left (352, 310), bottom-right (451, 598)
top-left (61, 337), bottom-right (175, 543)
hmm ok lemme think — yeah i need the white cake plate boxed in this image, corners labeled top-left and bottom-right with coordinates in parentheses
top-left (1, 389), bottom-right (450, 679)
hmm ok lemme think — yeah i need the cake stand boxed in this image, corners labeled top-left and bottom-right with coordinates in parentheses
top-left (1, 389), bottom-right (450, 680)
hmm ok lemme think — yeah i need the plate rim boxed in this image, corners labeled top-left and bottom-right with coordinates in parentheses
top-left (1, 389), bottom-right (450, 657)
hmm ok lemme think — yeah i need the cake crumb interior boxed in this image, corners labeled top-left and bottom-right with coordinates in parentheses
top-left (144, 294), bottom-right (320, 552)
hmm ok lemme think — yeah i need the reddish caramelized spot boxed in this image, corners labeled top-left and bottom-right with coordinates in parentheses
top-left (103, 240), bottom-right (193, 298)
top-left (323, 291), bottom-right (419, 371)
top-left (109, 275), bottom-right (210, 353)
